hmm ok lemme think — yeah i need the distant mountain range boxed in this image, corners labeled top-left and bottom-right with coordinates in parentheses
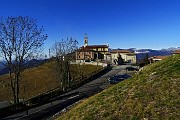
top-left (0, 59), bottom-right (48, 76)
top-left (129, 48), bottom-right (179, 61)
top-left (114, 47), bottom-right (180, 61)
top-left (0, 47), bottom-right (179, 75)
top-left (135, 49), bottom-right (172, 61)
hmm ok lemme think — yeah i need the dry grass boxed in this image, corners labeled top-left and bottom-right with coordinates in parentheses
top-left (57, 54), bottom-right (180, 120)
top-left (0, 60), bottom-right (102, 102)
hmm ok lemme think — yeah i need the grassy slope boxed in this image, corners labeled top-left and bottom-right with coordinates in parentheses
top-left (58, 55), bottom-right (180, 120)
top-left (0, 60), bottom-right (102, 102)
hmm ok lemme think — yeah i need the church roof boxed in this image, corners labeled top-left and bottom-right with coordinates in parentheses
top-left (77, 45), bottom-right (108, 52)
top-left (76, 47), bottom-right (95, 52)
top-left (83, 45), bottom-right (108, 48)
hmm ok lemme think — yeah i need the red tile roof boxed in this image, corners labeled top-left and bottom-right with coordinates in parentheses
top-left (110, 50), bottom-right (132, 53)
top-left (77, 45), bottom-right (108, 52)
top-left (173, 50), bottom-right (180, 54)
top-left (76, 47), bottom-right (95, 52)
top-left (83, 45), bottom-right (108, 49)
top-left (152, 56), bottom-right (169, 60)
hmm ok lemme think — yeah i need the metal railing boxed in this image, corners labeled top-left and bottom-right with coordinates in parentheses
top-left (0, 65), bottom-right (111, 118)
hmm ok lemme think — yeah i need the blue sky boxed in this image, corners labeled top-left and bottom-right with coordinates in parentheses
top-left (0, 0), bottom-right (180, 53)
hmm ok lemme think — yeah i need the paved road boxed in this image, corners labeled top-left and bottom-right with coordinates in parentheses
top-left (76, 65), bottom-right (132, 95)
top-left (2, 65), bottom-right (135, 120)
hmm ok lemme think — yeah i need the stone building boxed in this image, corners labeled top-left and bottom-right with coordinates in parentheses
top-left (76, 33), bottom-right (109, 61)
top-left (76, 34), bottom-right (137, 64)
top-left (110, 50), bottom-right (136, 64)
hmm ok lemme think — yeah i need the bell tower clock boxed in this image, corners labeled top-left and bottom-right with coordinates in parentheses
top-left (84, 33), bottom-right (88, 47)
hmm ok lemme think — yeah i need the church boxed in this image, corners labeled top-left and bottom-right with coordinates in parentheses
top-left (76, 33), bottom-right (137, 64)
top-left (76, 33), bottom-right (109, 62)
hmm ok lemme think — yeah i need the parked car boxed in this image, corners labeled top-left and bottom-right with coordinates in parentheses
top-left (108, 76), bottom-right (119, 84)
top-left (108, 74), bottom-right (131, 84)
top-left (125, 67), bottom-right (139, 71)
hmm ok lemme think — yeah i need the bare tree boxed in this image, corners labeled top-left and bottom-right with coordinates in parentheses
top-left (0, 16), bottom-right (47, 103)
top-left (51, 38), bottom-right (78, 91)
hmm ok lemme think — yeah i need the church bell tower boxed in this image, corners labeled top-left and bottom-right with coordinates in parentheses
top-left (84, 33), bottom-right (88, 47)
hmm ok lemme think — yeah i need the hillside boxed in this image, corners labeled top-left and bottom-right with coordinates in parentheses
top-left (58, 55), bottom-right (180, 120)
top-left (0, 59), bottom-right (48, 76)
top-left (0, 60), bottom-right (102, 102)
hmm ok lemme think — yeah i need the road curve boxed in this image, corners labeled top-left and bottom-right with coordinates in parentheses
top-left (3, 65), bottom-right (133, 120)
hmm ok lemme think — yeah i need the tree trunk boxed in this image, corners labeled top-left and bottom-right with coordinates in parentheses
top-left (16, 71), bottom-right (20, 103)
top-left (9, 70), bottom-right (17, 104)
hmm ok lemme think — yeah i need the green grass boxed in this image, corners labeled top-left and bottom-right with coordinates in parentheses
top-left (0, 60), bottom-right (102, 102)
top-left (57, 54), bottom-right (180, 120)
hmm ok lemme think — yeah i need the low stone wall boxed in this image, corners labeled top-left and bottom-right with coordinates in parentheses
top-left (71, 61), bottom-right (107, 67)
top-left (0, 65), bottom-right (111, 118)
top-left (0, 101), bottom-right (10, 109)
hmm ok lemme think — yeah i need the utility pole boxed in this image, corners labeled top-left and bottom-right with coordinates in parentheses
top-left (49, 49), bottom-right (51, 58)
top-left (97, 53), bottom-right (99, 69)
